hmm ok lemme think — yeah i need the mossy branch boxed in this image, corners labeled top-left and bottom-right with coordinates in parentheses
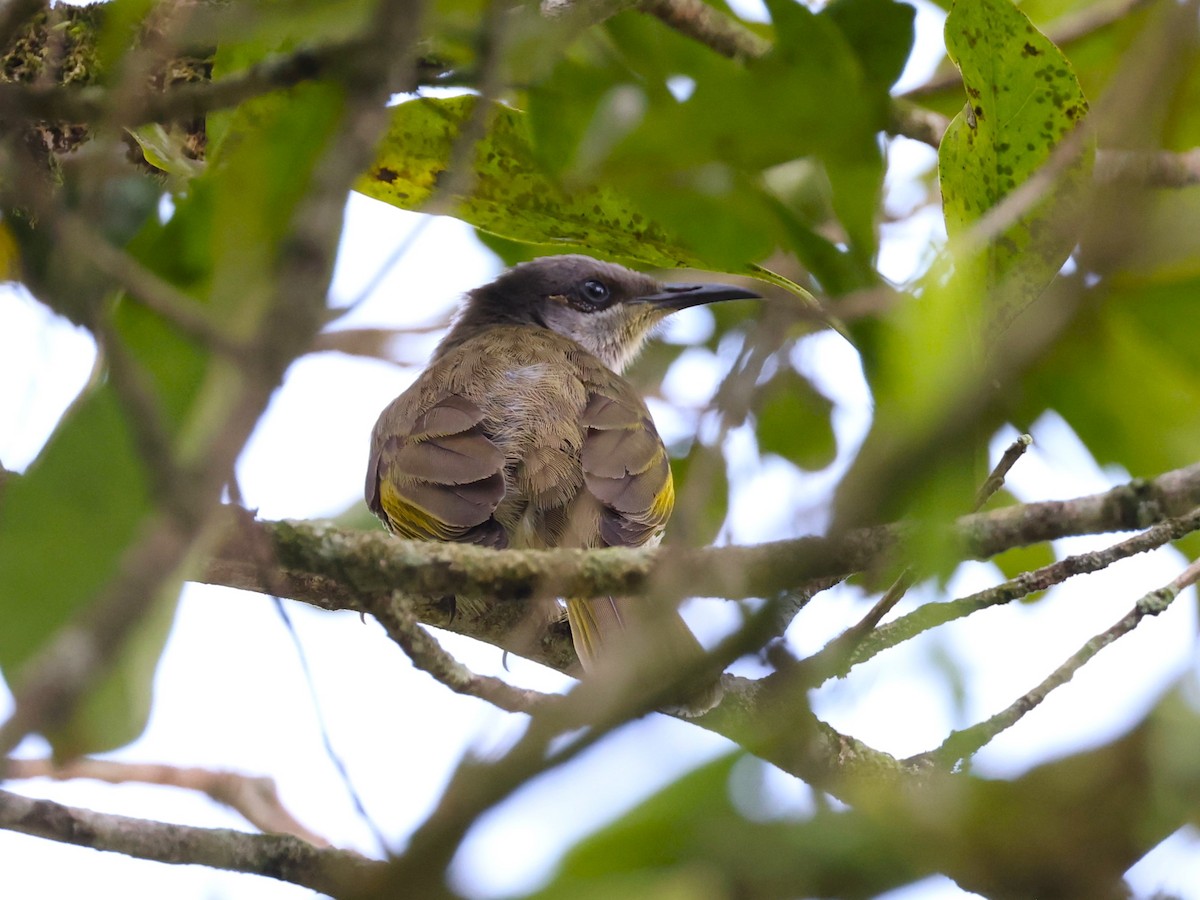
top-left (201, 461), bottom-right (1200, 669)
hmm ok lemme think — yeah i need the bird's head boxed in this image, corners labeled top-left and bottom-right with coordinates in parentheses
top-left (446, 254), bottom-right (760, 373)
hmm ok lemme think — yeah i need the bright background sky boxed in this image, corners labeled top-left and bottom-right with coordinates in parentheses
top-left (2, 2), bottom-right (1199, 897)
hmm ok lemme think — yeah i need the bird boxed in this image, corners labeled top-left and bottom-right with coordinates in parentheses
top-left (365, 254), bottom-right (759, 715)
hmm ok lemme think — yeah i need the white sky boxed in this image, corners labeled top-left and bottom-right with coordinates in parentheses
top-left (2, 2), bottom-right (1199, 898)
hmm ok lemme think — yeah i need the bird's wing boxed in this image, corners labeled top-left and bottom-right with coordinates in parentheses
top-left (579, 388), bottom-right (674, 549)
top-left (366, 393), bottom-right (508, 547)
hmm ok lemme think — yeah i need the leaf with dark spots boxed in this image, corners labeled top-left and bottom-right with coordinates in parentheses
top-left (938, 0), bottom-right (1094, 333)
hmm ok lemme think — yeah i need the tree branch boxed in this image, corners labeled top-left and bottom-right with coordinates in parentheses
top-left (0, 788), bottom-right (378, 894)
top-left (199, 461), bottom-right (1200, 671)
top-left (369, 590), bottom-right (560, 714)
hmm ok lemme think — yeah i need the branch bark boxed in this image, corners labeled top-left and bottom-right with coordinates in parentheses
top-left (0, 788), bottom-right (378, 894)
top-left (199, 462), bottom-right (1200, 670)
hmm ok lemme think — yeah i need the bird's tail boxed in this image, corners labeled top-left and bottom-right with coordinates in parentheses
top-left (565, 596), bottom-right (723, 716)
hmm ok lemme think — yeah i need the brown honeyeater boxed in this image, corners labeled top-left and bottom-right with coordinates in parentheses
top-left (365, 254), bottom-right (758, 715)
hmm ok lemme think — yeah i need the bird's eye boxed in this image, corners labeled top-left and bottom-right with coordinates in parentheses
top-left (581, 280), bottom-right (610, 305)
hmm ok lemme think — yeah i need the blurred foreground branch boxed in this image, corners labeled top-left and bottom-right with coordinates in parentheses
top-left (0, 788), bottom-right (376, 893)
top-left (5, 757), bottom-right (330, 846)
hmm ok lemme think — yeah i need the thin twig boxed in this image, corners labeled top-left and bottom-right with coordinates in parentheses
top-left (887, 100), bottom-right (950, 148)
top-left (806, 435), bottom-right (1035, 681)
top-left (924, 556), bottom-right (1200, 768)
top-left (839, 506), bottom-right (1200, 679)
top-left (0, 37), bottom-right (366, 128)
top-left (269, 596), bottom-right (390, 855)
top-left (975, 434), bottom-right (1033, 509)
top-left (308, 324), bottom-right (451, 363)
top-left (337, 214), bottom-right (434, 315)
top-left (60, 216), bottom-right (246, 358)
top-left (373, 590), bottom-right (560, 714)
top-left (886, 103), bottom-right (1199, 194)
top-left (5, 757), bottom-right (331, 847)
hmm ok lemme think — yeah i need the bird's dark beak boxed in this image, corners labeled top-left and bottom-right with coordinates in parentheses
top-left (633, 282), bottom-right (761, 312)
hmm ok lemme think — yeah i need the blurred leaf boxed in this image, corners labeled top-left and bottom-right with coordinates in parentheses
top-left (763, 190), bottom-right (876, 297)
top-left (835, 0), bottom-right (1094, 531)
top-left (522, 0), bottom-right (911, 272)
top-left (204, 0), bottom-right (366, 157)
top-left (825, 0), bottom-right (916, 92)
top-left (754, 367), bottom-right (837, 471)
top-left (536, 690), bottom-right (1200, 900)
top-left (0, 386), bottom-right (154, 754)
top-left (208, 82), bottom-right (346, 329)
top-left (604, 0), bottom-right (895, 266)
top-left (939, 0), bottom-right (1093, 331)
top-left (49, 586), bottom-right (179, 759)
top-left (0, 388), bottom-right (148, 665)
top-left (0, 65), bottom-right (349, 757)
top-left (541, 754), bottom-right (740, 890)
top-left (1096, 189), bottom-right (1200, 283)
top-left (531, 752), bottom-right (927, 898)
top-left (6, 173), bottom-right (163, 327)
top-left (424, 0), bottom-right (489, 75)
top-left (833, 255), bottom-right (992, 533)
top-left (1012, 274), bottom-right (1200, 476)
top-left (666, 442), bottom-right (730, 547)
top-left (207, 0), bottom-right (374, 74)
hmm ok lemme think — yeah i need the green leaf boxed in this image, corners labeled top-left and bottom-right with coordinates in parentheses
top-left (824, 0), bottom-right (917, 92)
top-left (356, 95), bottom-right (713, 270)
top-left (601, 0), bottom-right (890, 265)
top-left (530, 753), bottom-right (927, 898)
top-left (49, 587), bottom-right (179, 759)
top-left (208, 83), bottom-right (346, 326)
top-left (543, 754), bottom-right (740, 888)
top-left (0, 71), bottom-right (349, 757)
top-left (754, 368), bottom-right (837, 471)
top-left (1013, 274), bottom-right (1200, 477)
top-left (0, 386), bottom-right (155, 754)
top-left (520, 0), bottom-right (909, 273)
top-left (938, 0), bottom-right (1093, 331)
